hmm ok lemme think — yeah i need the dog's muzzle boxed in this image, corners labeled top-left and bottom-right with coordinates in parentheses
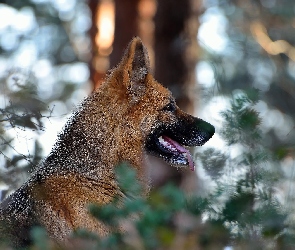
top-left (145, 115), bottom-right (215, 171)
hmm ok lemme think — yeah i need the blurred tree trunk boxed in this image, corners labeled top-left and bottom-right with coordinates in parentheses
top-left (109, 0), bottom-right (140, 67)
top-left (88, 0), bottom-right (110, 89)
top-left (154, 0), bottom-right (200, 112)
top-left (89, 0), bottom-right (101, 88)
top-left (151, 0), bottom-right (201, 193)
top-left (89, 0), bottom-right (155, 88)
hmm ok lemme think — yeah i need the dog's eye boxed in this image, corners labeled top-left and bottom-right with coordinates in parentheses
top-left (162, 102), bottom-right (176, 112)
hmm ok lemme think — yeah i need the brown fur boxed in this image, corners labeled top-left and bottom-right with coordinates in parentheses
top-left (0, 37), bottom-right (214, 247)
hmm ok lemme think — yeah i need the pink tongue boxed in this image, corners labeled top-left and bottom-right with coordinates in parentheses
top-left (162, 136), bottom-right (195, 171)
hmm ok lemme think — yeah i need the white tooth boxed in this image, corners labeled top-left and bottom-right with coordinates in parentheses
top-left (159, 136), bottom-right (167, 145)
top-left (158, 136), bottom-right (178, 152)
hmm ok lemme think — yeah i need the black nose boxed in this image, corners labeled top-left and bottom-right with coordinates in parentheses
top-left (198, 120), bottom-right (215, 138)
top-left (169, 117), bottom-right (215, 147)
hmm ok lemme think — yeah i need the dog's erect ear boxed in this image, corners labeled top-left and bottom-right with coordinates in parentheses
top-left (118, 37), bottom-right (150, 103)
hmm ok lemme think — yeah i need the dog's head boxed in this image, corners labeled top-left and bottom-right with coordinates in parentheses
top-left (108, 37), bottom-right (214, 170)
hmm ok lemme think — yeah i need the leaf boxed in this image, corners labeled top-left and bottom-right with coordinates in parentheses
top-left (199, 148), bottom-right (227, 180)
top-left (222, 191), bottom-right (255, 222)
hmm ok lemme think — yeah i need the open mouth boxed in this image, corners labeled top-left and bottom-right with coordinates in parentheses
top-left (146, 132), bottom-right (197, 171)
top-left (157, 135), bottom-right (195, 171)
top-left (145, 118), bottom-right (215, 171)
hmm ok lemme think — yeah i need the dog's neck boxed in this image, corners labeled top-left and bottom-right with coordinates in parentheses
top-left (38, 92), bottom-right (150, 195)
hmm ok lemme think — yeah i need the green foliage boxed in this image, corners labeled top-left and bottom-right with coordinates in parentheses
top-left (0, 75), bottom-right (49, 191)
top-left (196, 90), bottom-right (293, 248)
top-left (0, 79), bottom-right (46, 130)
top-left (199, 148), bottom-right (227, 180)
top-left (30, 227), bottom-right (51, 250)
top-left (79, 163), bottom-right (188, 249)
top-left (220, 89), bottom-right (262, 145)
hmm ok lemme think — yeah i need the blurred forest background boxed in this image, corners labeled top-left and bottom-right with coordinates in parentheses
top-left (1, 0), bottom-right (295, 249)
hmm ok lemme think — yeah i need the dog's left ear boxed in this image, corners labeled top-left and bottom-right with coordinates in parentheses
top-left (119, 37), bottom-right (150, 103)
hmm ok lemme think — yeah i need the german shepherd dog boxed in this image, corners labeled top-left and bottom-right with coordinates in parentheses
top-left (0, 37), bottom-right (214, 247)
